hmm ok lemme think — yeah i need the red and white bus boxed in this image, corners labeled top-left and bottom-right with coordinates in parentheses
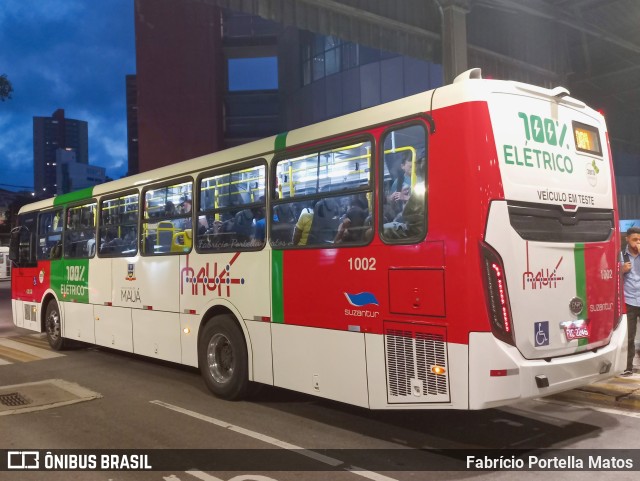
top-left (10, 69), bottom-right (626, 409)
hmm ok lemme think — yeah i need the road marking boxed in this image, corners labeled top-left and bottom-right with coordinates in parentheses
top-left (534, 397), bottom-right (640, 419)
top-left (187, 471), bottom-right (278, 481)
top-left (151, 400), bottom-right (399, 481)
top-left (0, 338), bottom-right (64, 360)
top-left (0, 344), bottom-right (40, 362)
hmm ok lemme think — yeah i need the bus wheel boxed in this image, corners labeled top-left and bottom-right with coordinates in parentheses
top-left (45, 300), bottom-right (65, 350)
top-left (198, 315), bottom-right (248, 400)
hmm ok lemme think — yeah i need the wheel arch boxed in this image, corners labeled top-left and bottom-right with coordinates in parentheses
top-left (198, 300), bottom-right (254, 380)
top-left (39, 290), bottom-right (61, 333)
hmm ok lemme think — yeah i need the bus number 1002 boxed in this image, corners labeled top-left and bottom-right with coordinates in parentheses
top-left (348, 257), bottom-right (376, 271)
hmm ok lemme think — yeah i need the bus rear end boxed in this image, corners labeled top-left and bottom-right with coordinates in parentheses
top-left (470, 79), bottom-right (625, 409)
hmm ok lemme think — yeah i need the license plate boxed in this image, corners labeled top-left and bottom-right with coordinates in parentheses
top-left (564, 325), bottom-right (589, 341)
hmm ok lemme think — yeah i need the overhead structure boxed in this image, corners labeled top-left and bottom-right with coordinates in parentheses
top-left (197, 0), bottom-right (640, 152)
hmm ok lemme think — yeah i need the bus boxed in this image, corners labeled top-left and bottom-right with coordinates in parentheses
top-left (9, 68), bottom-right (626, 410)
top-left (0, 246), bottom-right (10, 280)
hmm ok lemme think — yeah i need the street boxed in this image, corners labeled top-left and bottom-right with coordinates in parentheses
top-left (1, 281), bottom-right (639, 481)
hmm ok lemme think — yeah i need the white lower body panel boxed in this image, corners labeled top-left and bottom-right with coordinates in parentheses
top-left (272, 323), bottom-right (369, 408)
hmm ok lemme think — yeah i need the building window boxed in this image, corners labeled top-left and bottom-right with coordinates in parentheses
top-left (228, 57), bottom-right (278, 91)
top-left (301, 33), bottom-right (390, 86)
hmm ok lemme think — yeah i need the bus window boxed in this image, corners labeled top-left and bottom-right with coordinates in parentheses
top-left (272, 140), bottom-right (373, 248)
top-left (37, 209), bottom-right (64, 260)
top-left (142, 180), bottom-right (193, 255)
top-left (99, 193), bottom-right (139, 256)
top-left (12, 212), bottom-right (37, 267)
top-left (197, 163), bottom-right (266, 252)
top-left (380, 123), bottom-right (427, 243)
top-left (64, 202), bottom-right (97, 258)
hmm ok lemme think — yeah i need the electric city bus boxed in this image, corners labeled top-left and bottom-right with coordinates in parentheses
top-left (10, 69), bottom-right (626, 410)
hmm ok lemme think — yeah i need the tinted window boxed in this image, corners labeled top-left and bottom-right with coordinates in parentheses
top-left (99, 193), bottom-right (139, 257)
top-left (197, 164), bottom-right (266, 252)
top-left (64, 202), bottom-right (97, 258)
top-left (380, 124), bottom-right (427, 243)
top-left (37, 209), bottom-right (63, 260)
top-left (273, 140), bottom-right (373, 248)
top-left (142, 181), bottom-right (193, 255)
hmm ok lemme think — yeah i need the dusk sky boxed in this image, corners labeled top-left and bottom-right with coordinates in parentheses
top-left (0, 0), bottom-right (136, 192)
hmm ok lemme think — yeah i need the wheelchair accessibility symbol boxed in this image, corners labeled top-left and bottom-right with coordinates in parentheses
top-left (535, 321), bottom-right (550, 347)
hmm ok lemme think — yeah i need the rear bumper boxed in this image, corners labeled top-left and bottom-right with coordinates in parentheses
top-left (468, 317), bottom-right (627, 409)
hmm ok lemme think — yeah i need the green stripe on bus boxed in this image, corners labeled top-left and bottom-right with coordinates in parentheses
top-left (53, 187), bottom-right (94, 206)
top-left (271, 249), bottom-right (284, 323)
top-left (574, 243), bottom-right (586, 318)
top-left (274, 132), bottom-right (288, 152)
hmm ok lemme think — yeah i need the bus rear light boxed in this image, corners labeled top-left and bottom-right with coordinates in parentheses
top-left (490, 369), bottom-right (507, 377)
top-left (480, 242), bottom-right (515, 346)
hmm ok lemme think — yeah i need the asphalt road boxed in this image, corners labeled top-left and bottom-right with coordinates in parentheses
top-left (1, 281), bottom-right (639, 481)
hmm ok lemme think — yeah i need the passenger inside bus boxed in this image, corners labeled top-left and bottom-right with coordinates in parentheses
top-left (334, 195), bottom-right (369, 244)
top-left (292, 201), bottom-right (315, 246)
top-left (306, 197), bottom-right (340, 245)
top-left (383, 182), bottom-right (426, 239)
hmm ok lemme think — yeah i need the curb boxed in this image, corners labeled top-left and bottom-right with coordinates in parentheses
top-left (548, 372), bottom-right (640, 411)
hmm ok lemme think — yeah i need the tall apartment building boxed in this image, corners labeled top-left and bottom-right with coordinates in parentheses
top-left (33, 109), bottom-right (88, 195)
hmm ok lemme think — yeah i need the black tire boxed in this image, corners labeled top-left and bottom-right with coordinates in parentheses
top-left (198, 314), bottom-right (249, 400)
top-left (45, 300), bottom-right (66, 350)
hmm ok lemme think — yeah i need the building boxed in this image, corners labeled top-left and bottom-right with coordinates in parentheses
top-left (133, 0), bottom-right (440, 172)
top-left (125, 74), bottom-right (139, 176)
top-left (55, 148), bottom-right (106, 195)
top-left (33, 109), bottom-right (88, 196)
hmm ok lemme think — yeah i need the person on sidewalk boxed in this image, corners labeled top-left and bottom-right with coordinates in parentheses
top-left (621, 226), bottom-right (640, 376)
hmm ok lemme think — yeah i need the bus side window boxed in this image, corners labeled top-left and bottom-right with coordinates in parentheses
top-left (196, 163), bottom-right (266, 252)
top-left (37, 209), bottom-right (63, 260)
top-left (272, 140), bottom-right (373, 249)
top-left (380, 123), bottom-right (427, 243)
top-left (99, 193), bottom-right (139, 257)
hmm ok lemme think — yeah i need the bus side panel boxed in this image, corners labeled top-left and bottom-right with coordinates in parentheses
top-left (272, 323), bottom-right (369, 408)
top-left (132, 309), bottom-right (181, 363)
top-left (90, 257), bottom-right (112, 306)
top-left (62, 301), bottom-right (95, 344)
top-left (122, 256), bottom-right (179, 312)
top-left (12, 300), bottom-right (23, 328)
top-left (94, 305), bottom-right (133, 352)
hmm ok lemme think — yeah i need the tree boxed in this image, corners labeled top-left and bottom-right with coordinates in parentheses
top-left (0, 74), bottom-right (13, 101)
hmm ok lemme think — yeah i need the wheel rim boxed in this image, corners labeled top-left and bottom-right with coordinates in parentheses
top-left (207, 333), bottom-right (234, 384)
top-left (46, 307), bottom-right (60, 341)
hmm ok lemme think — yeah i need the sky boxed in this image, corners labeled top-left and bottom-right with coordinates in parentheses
top-left (0, 0), bottom-right (136, 192)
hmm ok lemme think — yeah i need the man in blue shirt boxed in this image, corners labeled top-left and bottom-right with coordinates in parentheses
top-left (621, 226), bottom-right (640, 376)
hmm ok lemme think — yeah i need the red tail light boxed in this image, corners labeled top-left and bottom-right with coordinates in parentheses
top-left (481, 241), bottom-right (515, 346)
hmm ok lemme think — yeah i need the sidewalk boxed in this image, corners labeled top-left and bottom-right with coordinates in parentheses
top-left (548, 368), bottom-right (640, 410)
